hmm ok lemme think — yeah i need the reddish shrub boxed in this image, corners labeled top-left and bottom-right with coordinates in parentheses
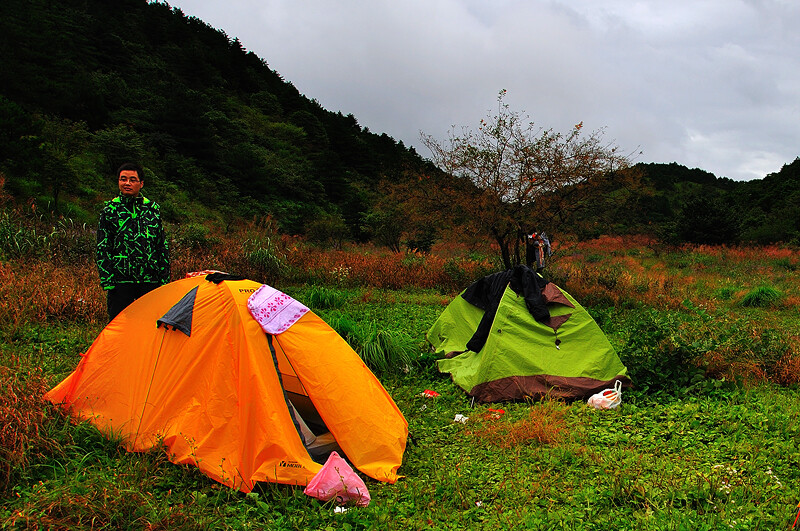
top-left (465, 400), bottom-right (567, 448)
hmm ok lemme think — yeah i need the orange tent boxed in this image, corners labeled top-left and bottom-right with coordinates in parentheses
top-left (46, 274), bottom-right (408, 492)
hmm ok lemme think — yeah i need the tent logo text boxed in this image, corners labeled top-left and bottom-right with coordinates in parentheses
top-left (239, 288), bottom-right (257, 293)
top-left (279, 460), bottom-right (302, 468)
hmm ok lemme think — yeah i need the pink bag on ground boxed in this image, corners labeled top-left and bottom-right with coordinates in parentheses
top-left (304, 452), bottom-right (371, 507)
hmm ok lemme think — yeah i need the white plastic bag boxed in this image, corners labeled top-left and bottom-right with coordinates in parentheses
top-left (304, 452), bottom-right (371, 507)
top-left (587, 380), bottom-right (623, 409)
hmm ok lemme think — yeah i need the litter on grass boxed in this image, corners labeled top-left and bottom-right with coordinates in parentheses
top-left (303, 452), bottom-right (371, 507)
top-left (587, 380), bottom-right (623, 409)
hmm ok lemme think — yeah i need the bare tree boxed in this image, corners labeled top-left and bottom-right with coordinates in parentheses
top-left (421, 90), bottom-right (631, 269)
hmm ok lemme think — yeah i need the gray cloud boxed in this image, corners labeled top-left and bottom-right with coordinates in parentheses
top-left (173, 0), bottom-right (800, 180)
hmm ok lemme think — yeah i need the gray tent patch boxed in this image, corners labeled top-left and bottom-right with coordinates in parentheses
top-left (156, 286), bottom-right (198, 336)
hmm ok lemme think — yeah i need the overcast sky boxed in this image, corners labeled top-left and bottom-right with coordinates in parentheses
top-left (171, 0), bottom-right (799, 181)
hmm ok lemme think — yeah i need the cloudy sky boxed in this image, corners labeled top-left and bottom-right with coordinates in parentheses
top-left (172, 0), bottom-right (799, 181)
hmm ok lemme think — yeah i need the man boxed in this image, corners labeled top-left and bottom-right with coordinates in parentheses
top-left (526, 231), bottom-right (551, 271)
top-left (96, 163), bottom-right (170, 321)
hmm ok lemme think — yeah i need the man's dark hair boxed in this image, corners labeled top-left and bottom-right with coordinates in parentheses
top-left (116, 162), bottom-right (145, 181)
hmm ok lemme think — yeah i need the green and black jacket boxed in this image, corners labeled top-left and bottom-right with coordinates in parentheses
top-left (96, 194), bottom-right (170, 289)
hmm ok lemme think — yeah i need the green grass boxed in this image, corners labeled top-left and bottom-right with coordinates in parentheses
top-left (6, 370), bottom-right (800, 529)
top-left (4, 283), bottom-right (800, 528)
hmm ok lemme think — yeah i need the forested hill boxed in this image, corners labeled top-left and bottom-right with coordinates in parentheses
top-left (1, 0), bottom-right (799, 246)
top-left (0, 0), bottom-right (427, 235)
top-left (569, 159), bottom-right (800, 245)
top-left (638, 160), bottom-right (800, 244)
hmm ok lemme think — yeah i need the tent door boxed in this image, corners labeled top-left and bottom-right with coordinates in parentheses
top-left (287, 398), bottom-right (340, 462)
top-left (285, 391), bottom-right (327, 435)
top-left (266, 334), bottom-right (341, 463)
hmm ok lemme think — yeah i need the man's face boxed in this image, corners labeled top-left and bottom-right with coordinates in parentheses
top-left (118, 170), bottom-right (144, 197)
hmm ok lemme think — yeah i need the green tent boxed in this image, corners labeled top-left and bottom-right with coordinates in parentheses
top-left (427, 266), bottom-right (629, 403)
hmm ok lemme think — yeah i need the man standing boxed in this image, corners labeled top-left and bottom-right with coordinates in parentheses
top-left (96, 163), bottom-right (170, 321)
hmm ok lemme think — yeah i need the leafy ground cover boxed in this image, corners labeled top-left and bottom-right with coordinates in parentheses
top-left (2, 220), bottom-right (800, 529)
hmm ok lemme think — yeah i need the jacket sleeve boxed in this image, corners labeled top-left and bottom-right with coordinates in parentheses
top-left (96, 207), bottom-right (116, 289)
top-left (154, 206), bottom-right (170, 284)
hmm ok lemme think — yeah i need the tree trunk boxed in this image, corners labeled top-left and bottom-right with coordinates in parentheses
top-left (493, 229), bottom-right (512, 270)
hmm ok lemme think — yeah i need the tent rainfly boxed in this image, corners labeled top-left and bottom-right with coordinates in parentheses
top-left (427, 265), bottom-right (630, 403)
top-left (46, 273), bottom-right (408, 492)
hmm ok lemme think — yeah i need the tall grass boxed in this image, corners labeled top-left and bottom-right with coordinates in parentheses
top-left (0, 366), bottom-right (54, 493)
top-left (303, 285), bottom-right (351, 310)
top-left (0, 261), bottom-right (105, 337)
top-left (326, 313), bottom-right (417, 374)
top-left (550, 236), bottom-right (800, 312)
top-left (740, 285), bottom-right (783, 307)
top-left (0, 210), bottom-right (49, 261)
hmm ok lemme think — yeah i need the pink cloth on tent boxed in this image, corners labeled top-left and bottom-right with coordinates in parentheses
top-left (247, 284), bottom-right (310, 335)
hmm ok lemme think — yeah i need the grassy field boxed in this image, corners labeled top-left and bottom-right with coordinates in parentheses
top-left (2, 221), bottom-right (800, 529)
